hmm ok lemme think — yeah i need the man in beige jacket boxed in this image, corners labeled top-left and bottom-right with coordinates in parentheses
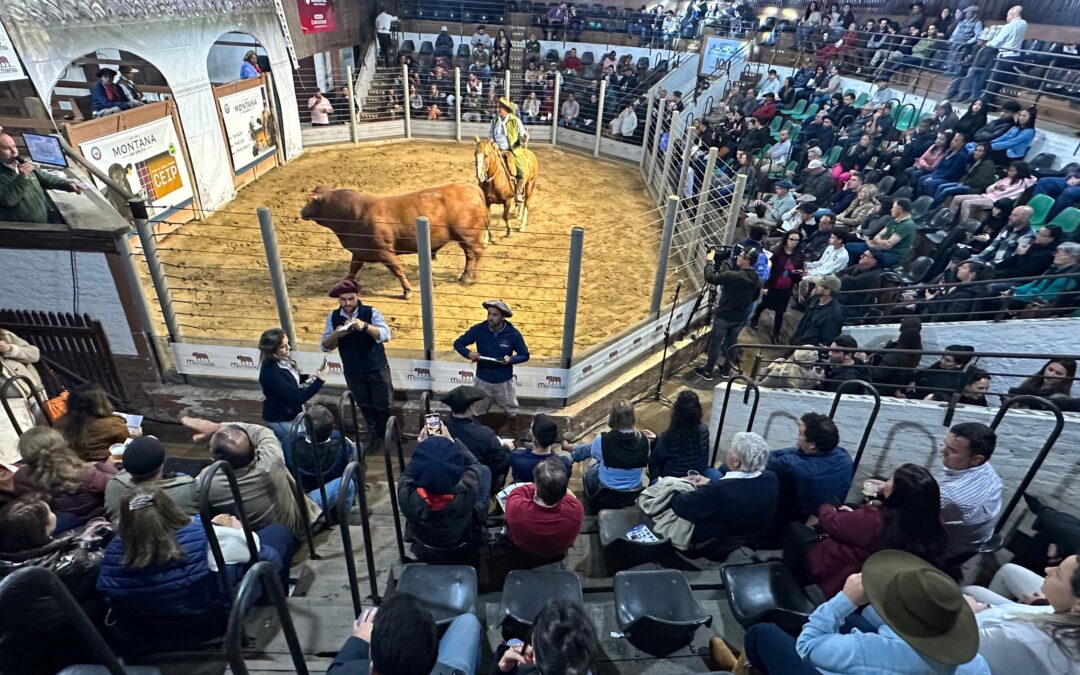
top-left (0, 327), bottom-right (43, 463)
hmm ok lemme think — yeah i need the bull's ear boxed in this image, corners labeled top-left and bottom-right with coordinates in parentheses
top-left (474, 135), bottom-right (480, 143)
top-left (309, 187), bottom-right (325, 201)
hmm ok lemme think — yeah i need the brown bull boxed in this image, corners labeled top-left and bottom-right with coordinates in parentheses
top-left (300, 184), bottom-right (489, 299)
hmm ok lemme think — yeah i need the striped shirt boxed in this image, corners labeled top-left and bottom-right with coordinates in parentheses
top-left (938, 462), bottom-right (1003, 556)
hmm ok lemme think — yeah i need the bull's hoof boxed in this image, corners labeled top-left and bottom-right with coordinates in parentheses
top-left (460, 273), bottom-right (478, 284)
top-left (504, 230), bottom-right (513, 239)
top-left (402, 289), bottom-right (413, 300)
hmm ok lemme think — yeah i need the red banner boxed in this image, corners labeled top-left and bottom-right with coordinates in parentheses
top-left (297, 0), bottom-right (335, 34)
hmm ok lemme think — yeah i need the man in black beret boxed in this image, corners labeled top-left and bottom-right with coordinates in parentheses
top-left (321, 278), bottom-right (394, 447)
top-left (442, 385), bottom-right (511, 493)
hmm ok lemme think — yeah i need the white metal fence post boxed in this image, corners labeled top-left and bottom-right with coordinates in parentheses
top-left (402, 64), bottom-right (412, 138)
top-left (594, 79), bottom-right (607, 157)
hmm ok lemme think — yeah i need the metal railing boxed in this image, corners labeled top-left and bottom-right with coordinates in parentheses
top-left (0, 374), bottom-right (50, 436)
top-left (225, 561), bottom-right (309, 675)
top-left (337, 460), bottom-right (380, 610)
top-left (288, 410), bottom-right (324, 562)
top-left (990, 395), bottom-right (1066, 532)
top-left (198, 460), bottom-right (261, 597)
top-left (384, 416), bottom-right (407, 563)
top-left (828, 378), bottom-right (882, 474)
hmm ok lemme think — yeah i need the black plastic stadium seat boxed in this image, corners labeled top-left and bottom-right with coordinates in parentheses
top-left (890, 185), bottom-right (913, 201)
top-left (399, 40), bottom-right (416, 55)
top-left (614, 569), bottom-right (712, 647)
top-left (409, 538), bottom-right (478, 566)
top-left (901, 255), bottom-right (933, 285)
top-left (396, 564), bottom-right (477, 626)
top-left (720, 561), bottom-right (816, 636)
top-left (920, 206), bottom-right (955, 232)
top-left (499, 569), bottom-right (584, 640)
top-left (586, 485), bottom-right (643, 515)
top-left (598, 507), bottom-right (672, 572)
top-left (581, 51), bottom-right (595, 66)
top-left (876, 175), bottom-right (895, 195)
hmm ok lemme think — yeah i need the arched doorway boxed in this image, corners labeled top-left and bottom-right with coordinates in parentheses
top-left (51, 49), bottom-right (172, 122)
top-left (207, 31), bottom-right (269, 85)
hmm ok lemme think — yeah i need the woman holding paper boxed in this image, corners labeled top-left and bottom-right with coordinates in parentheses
top-left (55, 383), bottom-right (140, 462)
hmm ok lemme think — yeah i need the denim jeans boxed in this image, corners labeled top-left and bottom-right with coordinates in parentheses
top-left (744, 623), bottom-right (822, 674)
top-left (308, 476), bottom-right (357, 515)
top-left (703, 314), bottom-right (747, 374)
top-left (1033, 176), bottom-right (1080, 220)
top-left (433, 614), bottom-right (483, 674)
top-left (845, 241), bottom-right (898, 268)
top-left (931, 182), bottom-right (970, 208)
top-left (266, 419), bottom-right (295, 466)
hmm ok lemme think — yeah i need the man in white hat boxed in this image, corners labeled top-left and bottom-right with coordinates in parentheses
top-left (453, 300), bottom-right (530, 418)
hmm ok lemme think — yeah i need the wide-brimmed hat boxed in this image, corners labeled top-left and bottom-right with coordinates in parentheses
top-left (244, 50), bottom-right (258, 60)
top-left (807, 274), bottom-right (841, 291)
top-left (862, 550), bottom-right (979, 665)
top-left (95, 67), bottom-right (118, 78)
top-left (497, 97), bottom-right (517, 113)
top-left (329, 278), bottom-right (360, 298)
top-left (482, 299), bottom-right (513, 317)
top-left (441, 385), bottom-right (487, 413)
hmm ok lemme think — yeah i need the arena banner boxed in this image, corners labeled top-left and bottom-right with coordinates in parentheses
top-left (77, 116), bottom-right (194, 222)
top-left (217, 84), bottom-right (277, 175)
top-left (170, 344), bottom-right (571, 399)
top-left (297, 0), bottom-right (335, 34)
top-left (698, 36), bottom-right (745, 77)
top-left (0, 20), bottom-right (26, 82)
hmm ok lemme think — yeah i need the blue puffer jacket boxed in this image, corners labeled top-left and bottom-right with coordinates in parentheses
top-left (96, 521), bottom-right (230, 619)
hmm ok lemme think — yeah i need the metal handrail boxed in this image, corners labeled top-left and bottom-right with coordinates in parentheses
top-left (1, 375), bottom-right (50, 435)
top-left (0, 567), bottom-right (129, 674)
top-left (288, 411), bottom-right (323, 561)
top-left (338, 390), bottom-right (367, 461)
top-left (384, 416), bottom-right (407, 562)
top-left (828, 379), bottom-right (881, 474)
top-left (990, 395), bottom-right (1066, 533)
top-left (225, 561), bottom-right (308, 675)
top-left (197, 459), bottom-right (261, 597)
top-left (338, 460), bottom-right (380, 610)
top-left (710, 375), bottom-right (761, 466)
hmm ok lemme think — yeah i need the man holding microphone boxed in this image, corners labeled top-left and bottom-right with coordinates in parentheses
top-left (453, 300), bottom-right (529, 423)
top-left (321, 279), bottom-right (393, 446)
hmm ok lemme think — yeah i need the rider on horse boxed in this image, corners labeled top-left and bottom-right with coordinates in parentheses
top-left (489, 97), bottom-right (527, 204)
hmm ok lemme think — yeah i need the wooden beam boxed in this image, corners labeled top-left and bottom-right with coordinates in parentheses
top-left (0, 116), bottom-right (62, 130)
top-left (54, 80), bottom-right (172, 94)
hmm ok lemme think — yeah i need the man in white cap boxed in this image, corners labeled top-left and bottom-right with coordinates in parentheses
top-left (453, 300), bottom-right (530, 419)
top-left (797, 159), bottom-right (834, 205)
top-left (434, 26), bottom-right (454, 59)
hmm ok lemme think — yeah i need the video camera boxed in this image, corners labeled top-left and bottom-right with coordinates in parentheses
top-left (708, 243), bottom-right (734, 271)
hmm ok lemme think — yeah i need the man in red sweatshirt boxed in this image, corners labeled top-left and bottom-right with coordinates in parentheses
top-left (505, 456), bottom-right (583, 559)
top-left (752, 92), bottom-right (779, 125)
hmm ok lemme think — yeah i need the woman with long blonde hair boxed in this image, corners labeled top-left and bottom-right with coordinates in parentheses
top-left (12, 426), bottom-right (116, 530)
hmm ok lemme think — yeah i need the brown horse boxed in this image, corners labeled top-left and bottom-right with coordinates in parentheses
top-left (474, 137), bottom-right (539, 240)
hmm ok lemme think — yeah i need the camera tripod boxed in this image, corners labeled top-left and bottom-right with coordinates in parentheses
top-left (632, 281), bottom-right (683, 408)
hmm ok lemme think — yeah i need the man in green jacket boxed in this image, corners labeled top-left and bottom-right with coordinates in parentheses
top-left (0, 133), bottom-right (82, 223)
top-left (488, 98), bottom-right (527, 203)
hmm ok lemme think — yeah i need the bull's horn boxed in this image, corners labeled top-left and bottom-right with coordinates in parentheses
top-left (474, 135), bottom-right (480, 143)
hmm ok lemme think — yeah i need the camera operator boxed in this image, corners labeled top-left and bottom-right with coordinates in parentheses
top-left (694, 242), bottom-right (764, 381)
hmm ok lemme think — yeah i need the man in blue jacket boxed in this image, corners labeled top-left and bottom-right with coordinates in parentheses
top-left (90, 68), bottom-right (143, 117)
top-left (764, 412), bottom-right (853, 538)
top-left (453, 299), bottom-right (530, 419)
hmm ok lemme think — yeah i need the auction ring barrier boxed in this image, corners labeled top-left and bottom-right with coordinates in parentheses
top-left (710, 375), bottom-right (761, 466)
top-left (226, 561), bottom-right (308, 675)
top-left (198, 460), bottom-right (261, 597)
top-left (384, 416), bottom-right (407, 563)
top-left (0, 374), bottom-right (50, 435)
top-left (338, 390), bottom-right (368, 462)
top-left (288, 411), bottom-right (323, 561)
top-left (338, 460), bottom-right (380, 610)
top-left (827, 379), bottom-right (881, 476)
top-left (990, 395), bottom-right (1065, 534)
top-left (0, 567), bottom-right (129, 675)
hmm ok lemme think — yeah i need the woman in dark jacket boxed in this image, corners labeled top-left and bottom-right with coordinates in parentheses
top-left (751, 231), bottom-right (804, 343)
top-left (930, 142), bottom-right (996, 207)
top-left (830, 134), bottom-right (874, 190)
top-left (790, 463), bottom-right (947, 597)
top-left (257, 327), bottom-right (328, 460)
top-left (55, 383), bottom-right (134, 462)
top-left (954, 99), bottom-right (988, 140)
top-left (647, 391), bottom-right (710, 481)
top-left (869, 316), bottom-right (923, 395)
top-left (13, 427), bottom-right (115, 531)
top-left (1007, 358), bottom-right (1076, 402)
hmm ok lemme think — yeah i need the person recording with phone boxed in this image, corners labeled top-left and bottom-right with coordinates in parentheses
top-left (321, 279), bottom-right (393, 448)
top-left (694, 242), bottom-right (764, 381)
top-left (441, 385), bottom-right (512, 493)
top-left (0, 132), bottom-right (83, 224)
top-left (258, 327), bottom-right (330, 461)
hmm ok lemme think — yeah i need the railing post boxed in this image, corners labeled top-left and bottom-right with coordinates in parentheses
top-left (415, 217), bottom-right (436, 360)
top-left (723, 173), bottom-right (747, 246)
top-left (131, 202), bottom-right (183, 344)
top-left (650, 195), bottom-right (679, 316)
top-left (346, 64), bottom-right (358, 144)
top-left (551, 72), bottom-right (561, 145)
top-left (560, 227), bottom-right (585, 369)
top-left (504, 69), bottom-right (512, 103)
top-left (647, 98), bottom-right (666, 183)
top-left (676, 125), bottom-right (696, 200)
top-left (402, 63), bottom-right (412, 139)
top-left (659, 113), bottom-right (680, 203)
top-left (639, 93), bottom-right (655, 169)
top-left (454, 66), bottom-right (462, 142)
top-left (594, 79), bottom-right (607, 157)
top-left (692, 146), bottom-right (719, 257)
top-left (258, 207), bottom-right (297, 348)
top-left (115, 233), bottom-right (163, 366)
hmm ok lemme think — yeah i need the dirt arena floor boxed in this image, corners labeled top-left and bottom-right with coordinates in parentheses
top-left (153, 141), bottom-right (675, 359)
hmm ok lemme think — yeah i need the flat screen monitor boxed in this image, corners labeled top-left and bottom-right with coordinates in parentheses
top-left (22, 133), bottom-right (68, 167)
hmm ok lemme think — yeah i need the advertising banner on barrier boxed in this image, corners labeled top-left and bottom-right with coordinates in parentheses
top-left (217, 84), bottom-right (277, 175)
top-left (170, 295), bottom-right (703, 400)
top-left (699, 36), bottom-right (745, 77)
top-left (0, 20), bottom-right (26, 82)
top-left (297, 0), bottom-right (335, 34)
top-left (78, 116), bottom-right (194, 221)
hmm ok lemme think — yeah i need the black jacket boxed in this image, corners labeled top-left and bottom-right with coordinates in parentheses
top-left (837, 265), bottom-right (886, 315)
top-left (994, 243), bottom-right (1056, 281)
top-left (258, 359), bottom-right (324, 423)
top-left (824, 359), bottom-right (873, 392)
top-left (704, 265), bottom-right (762, 322)
top-left (444, 415), bottom-right (509, 478)
top-left (647, 424), bottom-right (710, 480)
top-left (791, 297), bottom-right (845, 346)
top-left (973, 117), bottom-right (1016, 143)
top-left (671, 471), bottom-right (779, 545)
top-left (921, 283), bottom-right (990, 322)
top-left (798, 169), bottom-right (834, 204)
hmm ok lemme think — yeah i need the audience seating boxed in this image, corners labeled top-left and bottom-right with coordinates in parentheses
top-left (585, 484), bottom-right (644, 515)
top-left (395, 564), bottom-right (478, 626)
top-left (598, 507), bottom-right (672, 573)
top-left (613, 569), bottom-right (713, 647)
top-left (499, 569), bottom-right (584, 640)
top-left (721, 561), bottom-right (816, 637)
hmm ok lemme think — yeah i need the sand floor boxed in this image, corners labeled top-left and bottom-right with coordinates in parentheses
top-left (151, 140), bottom-right (679, 361)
